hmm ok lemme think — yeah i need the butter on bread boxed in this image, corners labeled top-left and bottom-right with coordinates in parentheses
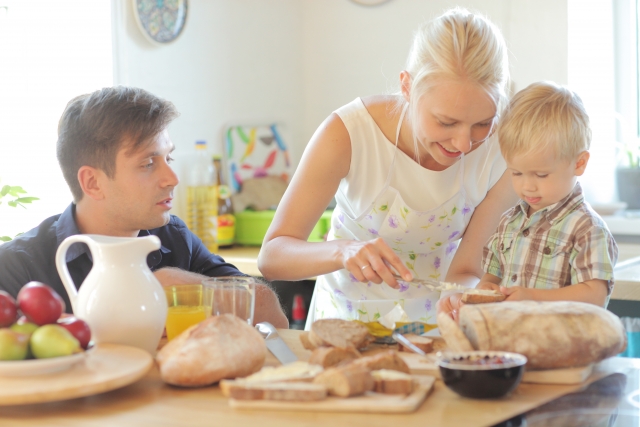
top-left (372, 369), bottom-right (414, 395)
top-left (156, 314), bottom-right (266, 387)
top-left (226, 381), bottom-right (328, 401)
top-left (461, 288), bottom-right (506, 304)
top-left (220, 361), bottom-right (324, 396)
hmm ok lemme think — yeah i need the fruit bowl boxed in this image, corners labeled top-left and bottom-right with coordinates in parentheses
top-left (0, 349), bottom-right (90, 377)
top-left (437, 351), bottom-right (527, 399)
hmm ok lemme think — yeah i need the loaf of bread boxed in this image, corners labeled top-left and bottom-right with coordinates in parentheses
top-left (313, 364), bottom-right (374, 397)
top-left (461, 289), bottom-right (506, 304)
top-left (453, 301), bottom-right (627, 369)
top-left (226, 382), bottom-right (328, 401)
top-left (437, 313), bottom-right (474, 352)
top-left (397, 334), bottom-right (434, 353)
top-left (308, 346), bottom-right (361, 368)
top-left (156, 314), bottom-right (266, 387)
top-left (307, 319), bottom-right (372, 350)
top-left (371, 369), bottom-right (414, 395)
top-left (350, 350), bottom-right (410, 373)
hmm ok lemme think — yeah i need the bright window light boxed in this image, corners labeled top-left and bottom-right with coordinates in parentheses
top-left (0, 0), bottom-right (112, 238)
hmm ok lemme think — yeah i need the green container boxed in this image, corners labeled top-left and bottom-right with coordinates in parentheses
top-left (235, 210), bottom-right (333, 246)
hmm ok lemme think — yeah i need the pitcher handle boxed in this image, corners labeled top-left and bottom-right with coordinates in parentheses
top-left (55, 234), bottom-right (95, 314)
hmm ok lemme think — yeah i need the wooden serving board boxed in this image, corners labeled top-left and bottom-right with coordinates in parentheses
top-left (0, 343), bottom-right (153, 406)
top-left (397, 351), bottom-right (596, 385)
top-left (229, 375), bottom-right (435, 413)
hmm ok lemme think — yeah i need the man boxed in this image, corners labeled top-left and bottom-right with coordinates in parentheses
top-left (0, 86), bottom-right (288, 328)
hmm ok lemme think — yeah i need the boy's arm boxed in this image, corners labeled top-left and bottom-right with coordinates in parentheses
top-left (477, 273), bottom-right (502, 290)
top-left (500, 280), bottom-right (608, 306)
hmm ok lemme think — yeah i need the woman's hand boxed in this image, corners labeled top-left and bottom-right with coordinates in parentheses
top-left (340, 237), bottom-right (413, 288)
top-left (437, 293), bottom-right (464, 321)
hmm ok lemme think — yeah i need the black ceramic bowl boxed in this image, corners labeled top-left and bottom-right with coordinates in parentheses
top-left (437, 351), bottom-right (527, 399)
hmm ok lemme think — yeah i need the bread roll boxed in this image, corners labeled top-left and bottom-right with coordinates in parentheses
top-left (156, 314), bottom-right (266, 387)
top-left (457, 301), bottom-right (627, 369)
top-left (313, 364), bottom-right (374, 397)
top-left (308, 346), bottom-right (361, 368)
top-left (309, 319), bottom-right (372, 349)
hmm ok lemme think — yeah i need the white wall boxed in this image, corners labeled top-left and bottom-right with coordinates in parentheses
top-left (113, 0), bottom-right (569, 219)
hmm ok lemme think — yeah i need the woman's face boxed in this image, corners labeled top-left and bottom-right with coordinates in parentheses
top-left (411, 78), bottom-right (497, 168)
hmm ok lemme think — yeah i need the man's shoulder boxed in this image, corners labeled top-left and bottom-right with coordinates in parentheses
top-left (0, 214), bottom-right (61, 260)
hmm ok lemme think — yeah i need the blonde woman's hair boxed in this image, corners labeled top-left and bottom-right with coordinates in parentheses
top-left (498, 81), bottom-right (591, 162)
top-left (403, 7), bottom-right (510, 157)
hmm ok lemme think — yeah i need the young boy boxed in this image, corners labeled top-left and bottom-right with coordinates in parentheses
top-left (478, 81), bottom-right (618, 307)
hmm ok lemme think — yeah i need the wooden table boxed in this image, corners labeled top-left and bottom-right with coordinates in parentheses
top-left (0, 330), bottom-right (635, 427)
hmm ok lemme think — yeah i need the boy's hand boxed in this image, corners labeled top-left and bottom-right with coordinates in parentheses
top-left (477, 282), bottom-right (500, 291)
top-left (500, 286), bottom-right (531, 301)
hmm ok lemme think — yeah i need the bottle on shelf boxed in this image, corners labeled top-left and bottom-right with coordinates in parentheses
top-left (186, 141), bottom-right (218, 253)
top-left (213, 155), bottom-right (235, 248)
top-left (290, 294), bottom-right (306, 330)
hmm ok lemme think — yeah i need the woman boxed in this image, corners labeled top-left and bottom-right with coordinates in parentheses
top-left (258, 8), bottom-right (518, 327)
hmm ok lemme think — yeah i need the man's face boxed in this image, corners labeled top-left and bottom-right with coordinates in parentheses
top-left (102, 130), bottom-right (179, 234)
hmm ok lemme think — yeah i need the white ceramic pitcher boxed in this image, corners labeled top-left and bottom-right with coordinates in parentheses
top-left (56, 234), bottom-right (168, 355)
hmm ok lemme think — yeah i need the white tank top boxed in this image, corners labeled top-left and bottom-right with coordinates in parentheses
top-left (334, 98), bottom-right (506, 219)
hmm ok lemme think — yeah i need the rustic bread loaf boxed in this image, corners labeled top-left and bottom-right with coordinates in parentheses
top-left (461, 289), bottom-right (506, 304)
top-left (437, 313), bottom-right (474, 352)
top-left (457, 301), bottom-right (627, 369)
top-left (156, 314), bottom-right (266, 387)
top-left (371, 369), bottom-right (414, 395)
top-left (308, 319), bottom-right (372, 349)
top-left (397, 334), bottom-right (434, 353)
top-left (350, 350), bottom-right (410, 373)
top-left (226, 382), bottom-right (328, 401)
top-left (313, 364), bottom-right (374, 397)
top-left (308, 346), bottom-right (361, 368)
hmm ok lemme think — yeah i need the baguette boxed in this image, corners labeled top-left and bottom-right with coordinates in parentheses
top-left (227, 382), bottom-right (328, 401)
top-left (371, 369), bottom-right (414, 395)
top-left (397, 334), bottom-right (434, 353)
top-left (313, 364), bottom-right (374, 397)
top-left (309, 319), bottom-right (372, 349)
top-left (350, 350), bottom-right (410, 373)
top-left (308, 346), bottom-right (361, 368)
top-left (461, 289), bottom-right (506, 304)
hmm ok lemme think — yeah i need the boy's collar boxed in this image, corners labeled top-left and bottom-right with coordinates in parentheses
top-left (514, 182), bottom-right (584, 224)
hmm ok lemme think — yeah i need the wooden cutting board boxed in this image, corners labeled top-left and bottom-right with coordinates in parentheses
top-left (0, 343), bottom-right (153, 406)
top-left (229, 375), bottom-right (435, 413)
top-left (398, 352), bottom-right (596, 384)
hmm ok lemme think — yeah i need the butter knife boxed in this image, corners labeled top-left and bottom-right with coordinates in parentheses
top-left (391, 331), bottom-right (426, 356)
top-left (255, 322), bottom-right (298, 365)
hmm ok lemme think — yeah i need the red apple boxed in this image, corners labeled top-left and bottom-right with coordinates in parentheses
top-left (0, 291), bottom-right (17, 327)
top-left (17, 282), bottom-right (65, 326)
top-left (57, 316), bottom-right (91, 349)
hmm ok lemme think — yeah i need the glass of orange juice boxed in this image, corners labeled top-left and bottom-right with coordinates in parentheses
top-left (164, 284), bottom-right (214, 341)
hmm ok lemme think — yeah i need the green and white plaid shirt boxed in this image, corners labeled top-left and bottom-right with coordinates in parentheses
top-left (482, 183), bottom-right (617, 294)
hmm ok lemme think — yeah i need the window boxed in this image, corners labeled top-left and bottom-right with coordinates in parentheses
top-left (0, 0), bottom-right (112, 238)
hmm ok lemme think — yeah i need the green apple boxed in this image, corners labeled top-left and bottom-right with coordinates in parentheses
top-left (0, 328), bottom-right (29, 360)
top-left (30, 325), bottom-right (80, 359)
top-left (10, 321), bottom-right (38, 337)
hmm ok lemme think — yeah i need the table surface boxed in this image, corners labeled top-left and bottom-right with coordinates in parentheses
top-left (1, 329), bottom-right (638, 427)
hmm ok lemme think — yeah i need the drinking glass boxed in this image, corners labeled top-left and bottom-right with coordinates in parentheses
top-left (164, 284), bottom-right (214, 341)
top-left (202, 276), bottom-right (256, 325)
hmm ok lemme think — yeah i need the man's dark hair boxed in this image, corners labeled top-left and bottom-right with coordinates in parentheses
top-left (56, 86), bottom-right (179, 202)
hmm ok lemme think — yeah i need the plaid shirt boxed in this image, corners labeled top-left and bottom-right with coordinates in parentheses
top-left (482, 183), bottom-right (617, 294)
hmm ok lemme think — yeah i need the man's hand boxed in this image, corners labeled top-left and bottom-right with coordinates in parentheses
top-left (437, 292), bottom-right (464, 322)
top-left (500, 286), bottom-right (531, 301)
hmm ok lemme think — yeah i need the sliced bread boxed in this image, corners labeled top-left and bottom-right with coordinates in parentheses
top-left (313, 364), bottom-right (374, 397)
top-left (462, 289), bottom-right (506, 304)
top-left (397, 334), bottom-right (434, 353)
top-left (308, 346), bottom-right (361, 368)
top-left (350, 350), bottom-right (410, 373)
top-left (371, 369), bottom-right (414, 395)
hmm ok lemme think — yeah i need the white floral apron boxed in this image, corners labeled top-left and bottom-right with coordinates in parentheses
top-left (306, 104), bottom-right (476, 329)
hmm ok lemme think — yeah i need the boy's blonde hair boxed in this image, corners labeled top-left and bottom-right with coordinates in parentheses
top-left (404, 8), bottom-right (510, 141)
top-left (498, 81), bottom-right (591, 162)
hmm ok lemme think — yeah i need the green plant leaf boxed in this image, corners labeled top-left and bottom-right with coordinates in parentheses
top-left (14, 197), bottom-right (39, 204)
top-left (7, 201), bottom-right (17, 207)
top-left (0, 236), bottom-right (12, 242)
top-left (0, 186), bottom-right (10, 197)
top-left (8, 186), bottom-right (26, 197)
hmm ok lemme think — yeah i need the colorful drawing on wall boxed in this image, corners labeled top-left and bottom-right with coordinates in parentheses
top-left (133, 0), bottom-right (188, 45)
top-left (223, 124), bottom-right (292, 193)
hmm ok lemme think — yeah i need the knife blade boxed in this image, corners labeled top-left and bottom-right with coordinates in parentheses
top-left (391, 331), bottom-right (426, 356)
top-left (255, 322), bottom-right (298, 365)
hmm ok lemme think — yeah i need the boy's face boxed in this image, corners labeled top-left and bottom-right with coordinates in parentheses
top-left (101, 129), bottom-right (179, 233)
top-left (507, 149), bottom-right (589, 216)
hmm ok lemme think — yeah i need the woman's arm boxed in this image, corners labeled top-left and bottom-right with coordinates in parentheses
top-left (444, 171), bottom-right (518, 287)
top-left (258, 113), bottom-right (412, 286)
